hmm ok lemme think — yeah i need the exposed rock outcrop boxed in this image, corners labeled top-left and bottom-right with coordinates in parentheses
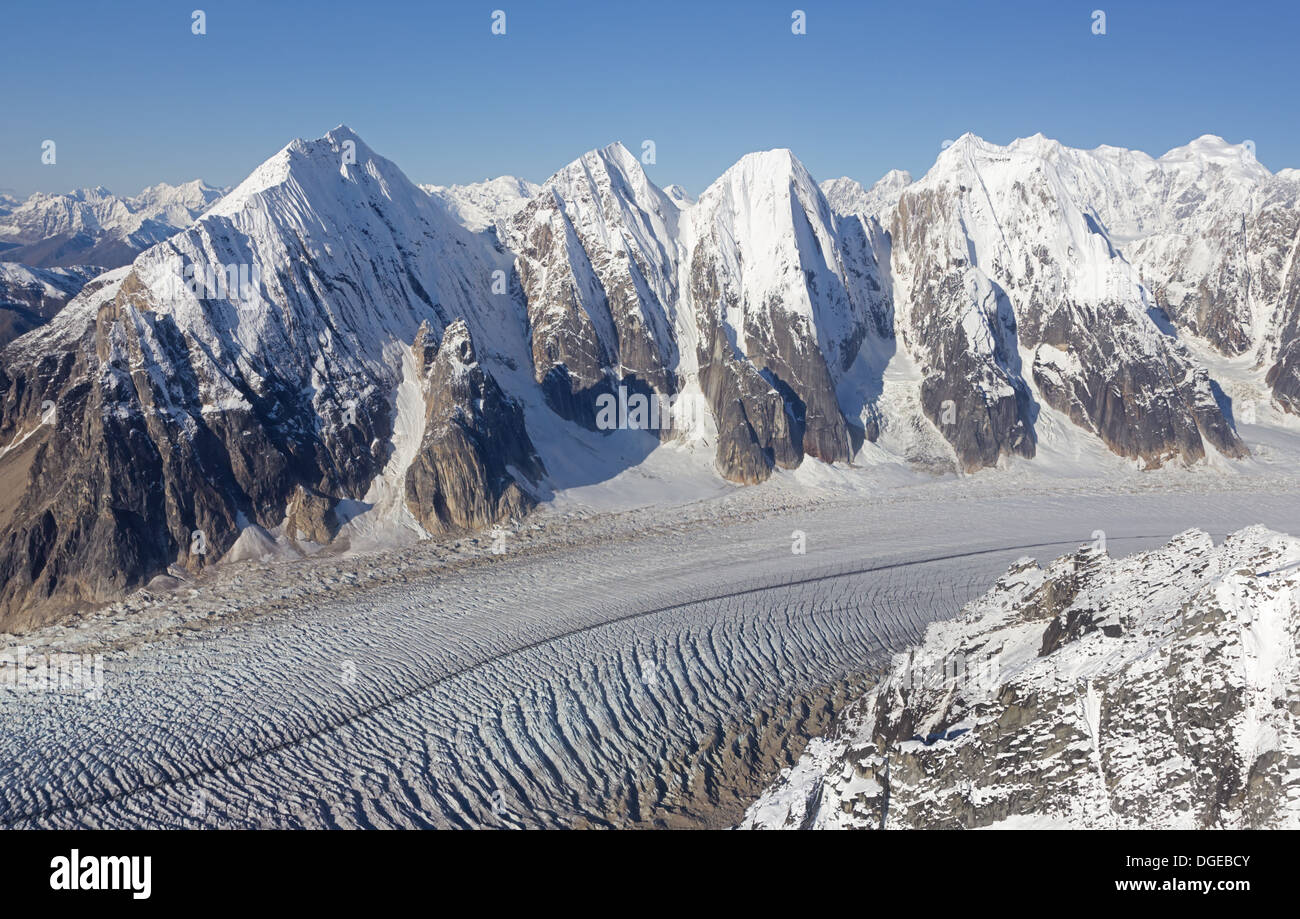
top-left (504, 143), bottom-right (680, 431)
top-left (1, 128), bottom-right (1294, 631)
top-left (283, 484), bottom-right (341, 546)
top-left (684, 149), bottom-right (893, 481)
top-left (403, 321), bottom-right (543, 533)
top-left (0, 128), bottom-right (531, 632)
top-left (1264, 230), bottom-right (1300, 414)
top-left (889, 135), bottom-right (1246, 469)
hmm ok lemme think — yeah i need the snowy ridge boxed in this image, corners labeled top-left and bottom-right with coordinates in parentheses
top-left (678, 147), bottom-right (894, 476)
top-left (421, 175), bottom-right (540, 233)
top-left (0, 126), bottom-right (540, 627)
top-left (689, 149), bottom-right (862, 368)
top-left (744, 526), bottom-right (1300, 829)
top-left (821, 169), bottom-right (912, 221)
top-left (888, 132), bottom-right (1248, 468)
top-left (504, 142), bottom-right (684, 422)
top-left (116, 125), bottom-right (527, 438)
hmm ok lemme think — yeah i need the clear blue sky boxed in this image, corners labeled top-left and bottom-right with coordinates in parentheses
top-left (3, 0), bottom-right (1298, 198)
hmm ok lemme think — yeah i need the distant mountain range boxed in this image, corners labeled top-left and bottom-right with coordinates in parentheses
top-left (0, 180), bottom-right (225, 270)
top-left (1, 126), bottom-right (1297, 629)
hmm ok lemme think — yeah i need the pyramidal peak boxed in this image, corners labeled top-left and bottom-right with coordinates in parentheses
top-left (700, 147), bottom-right (823, 213)
top-left (209, 125), bottom-right (388, 216)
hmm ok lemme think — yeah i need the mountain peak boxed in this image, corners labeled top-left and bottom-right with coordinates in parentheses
top-left (326, 123), bottom-right (363, 144)
top-left (820, 169), bottom-right (913, 218)
top-left (210, 126), bottom-right (400, 219)
top-left (1158, 134), bottom-right (1270, 178)
top-left (712, 148), bottom-right (817, 198)
top-left (742, 146), bottom-right (802, 170)
top-left (874, 168), bottom-right (913, 187)
top-left (533, 140), bottom-right (676, 227)
top-left (1009, 132), bottom-right (1066, 155)
top-left (550, 141), bottom-right (647, 187)
top-left (421, 175), bottom-right (540, 232)
top-left (595, 140), bottom-right (637, 165)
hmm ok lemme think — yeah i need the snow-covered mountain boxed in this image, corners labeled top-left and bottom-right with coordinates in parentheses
top-left (822, 169), bottom-right (912, 222)
top-left (421, 175), bottom-right (540, 233)
top-left (501, 142), bottom-right (684, 430)
top-left (888, 134), bottom-right (1245, 470)
top-left (744, 526), bottom-right (1300, 829)
top-left (0, 128), bottom-right (537, 629)
top-left (0, 180), bottom-right (225, 269)
top-left (682, 149), bottom-right (892, 480)
top-left (2, 126), bottom-right (1298, 629)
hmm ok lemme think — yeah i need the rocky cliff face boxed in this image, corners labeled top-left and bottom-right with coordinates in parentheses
top-left (984, 137), bottom-right (1300, 419)
top-left (683, 149), bottom-right (893, 481)
top-left (889, 135), bottom-right (1246, 469)
top-left (403, 320), bottom-right (543, 533)
top-left (744, 527), bottom-right (1300, 829)
top-left (502, 143), bottom-right (681, 431)
top-left (497, 144), bottom-right (896, 483)
top-left (889, 183), bottom-right (1037, 469)
top-left (2, 128), bottom-right (1297, 630)
top-left (1264, 209), bottom-right (1300, 414)
top-left (1107, 139), bottom-right (1288, 358)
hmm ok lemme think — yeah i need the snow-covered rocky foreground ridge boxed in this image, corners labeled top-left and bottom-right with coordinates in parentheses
top-left (744, 525), bottom-right (1300, 829)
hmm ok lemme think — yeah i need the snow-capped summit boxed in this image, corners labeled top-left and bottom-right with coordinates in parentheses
top-left (1158, 134), bottom-right (1271, 180)
top-left (890, 131), bottom-right (1246, 470)
top-left (689, 148), bottom-right (877, 371)
top-left (504, 141), bottom-right (684, 426)
top-left (136, 125), bottom-right (520, 371)
top-left (128, 179), bottom-right (225, 225)
top-left (682, 147), bottom-right (892, 478)
top-left (2, 126), bottom-right (1299, 631)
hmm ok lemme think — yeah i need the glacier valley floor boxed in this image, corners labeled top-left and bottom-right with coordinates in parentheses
top-left (3, 475), bottom-right (1300, 829)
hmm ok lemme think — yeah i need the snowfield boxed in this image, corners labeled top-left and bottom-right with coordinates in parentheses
top-left (3, 472), bottom-right (1299, 829)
